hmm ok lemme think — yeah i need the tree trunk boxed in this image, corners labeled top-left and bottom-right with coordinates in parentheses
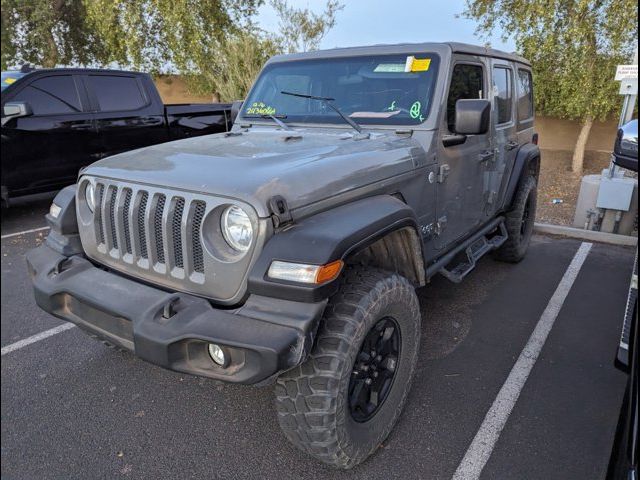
top-left (43, 30), bottom-right (58, 68)
top-left (572, 117), bottom-right (593, 174)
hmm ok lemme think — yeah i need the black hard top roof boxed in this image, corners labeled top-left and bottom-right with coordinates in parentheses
top-left (268, 41), bottom-right (531, 67)
top-left (446, 42), bottom-right (530, 65)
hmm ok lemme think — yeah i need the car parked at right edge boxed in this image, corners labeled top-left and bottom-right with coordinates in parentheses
top-left (607, 118), bottom-right (638, 480)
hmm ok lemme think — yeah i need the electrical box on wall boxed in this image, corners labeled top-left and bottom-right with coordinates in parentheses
top-left (596, 171), bottom-right (635, 211)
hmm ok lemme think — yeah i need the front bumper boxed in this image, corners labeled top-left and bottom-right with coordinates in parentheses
top-left (26, 244), bottom-right (326, 384)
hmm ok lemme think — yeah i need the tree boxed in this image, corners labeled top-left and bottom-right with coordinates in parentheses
top-left (1, 0), bottom-right (262, 71)
top-left (187, 30), bottom-right (282, 101)
top-left (271, 0), bottom-right (343, 53)
top-left (1, 0), bottom-right (344, 102)
top-left (1, 0), bottom-right (107, 69)
top-left (84, 0), bottom-right (263, 73)
top-left (181, 0), bottom-right (344, 100)
top-left (464, 0), bottom-right (638, 173)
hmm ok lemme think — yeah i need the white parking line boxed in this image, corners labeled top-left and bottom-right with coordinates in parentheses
top-left (1, 226), bottom-right (50, 240)
top-left (452, 242), bottom-right (593, 480)
top-left (1, 323), bottom-right (76, 356)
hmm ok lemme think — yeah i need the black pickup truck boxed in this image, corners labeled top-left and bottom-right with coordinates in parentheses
top-left (1, 68), bottom-right (234, 205)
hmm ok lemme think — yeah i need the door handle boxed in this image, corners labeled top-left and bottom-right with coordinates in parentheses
top-left (140, 116), bottom-right (162, 126)
top-left (506, 140), bottom-right (519, 151)
top-left (70, 123), bottom-right (93, 130)
top-left (478, 150), bottom-right (494, 162)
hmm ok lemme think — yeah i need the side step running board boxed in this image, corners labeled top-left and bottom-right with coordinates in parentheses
top-left (436, 220), bottom-right (508, 284)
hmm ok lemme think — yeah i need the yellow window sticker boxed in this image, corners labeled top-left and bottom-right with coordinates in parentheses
top-left (412, 58), bottom-right (431, 72)
top-left (4, 77), bottom-right (16, 85)
top-left (404, 56), bottom-right (431, 72)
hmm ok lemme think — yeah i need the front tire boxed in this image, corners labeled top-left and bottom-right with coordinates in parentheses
top-left (493, 175), bottom-right (537, 263)
top-left (274, 267), bottom-right (421, 469)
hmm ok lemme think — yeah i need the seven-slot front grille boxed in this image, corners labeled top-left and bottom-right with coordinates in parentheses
top-left (79, 176), bottom-right (261, 304)
top-left (90, 181), bottom-right (207, 279)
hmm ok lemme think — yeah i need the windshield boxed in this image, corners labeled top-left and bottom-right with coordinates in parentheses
top-left (242, 53), bottom-right (440, 126)
top-left (1, 71), bottom-right (27, 91)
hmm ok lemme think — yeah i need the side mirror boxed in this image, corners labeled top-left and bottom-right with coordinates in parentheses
top-left (230, 100), bottom-right (243, 125)
top-left (454, 99), bottom-right (491, 135)
top-left (1, 101), bottom-right (32, 126)
top-left (613, 119), bottom-right (638, 172)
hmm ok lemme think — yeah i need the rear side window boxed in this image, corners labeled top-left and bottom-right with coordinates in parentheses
top-left (492, 66), bottom-right (513, 124)
top-left (446, 63), bottom-right (484, 132)
top-left (12, 75), bottom-right (82, 115)
top-left (517, 69), bottom-right (533, 122)
top-left (87, 75), bottom-right (146, 112)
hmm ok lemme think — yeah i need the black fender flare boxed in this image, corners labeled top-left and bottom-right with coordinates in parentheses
top-left (247, 195), bottom-right (423, 302)
top-left (502, 143), bottom-right (540, 211)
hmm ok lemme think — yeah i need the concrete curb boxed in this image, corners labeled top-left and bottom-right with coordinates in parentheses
top-left (534, 223), bottom-right (638, 246)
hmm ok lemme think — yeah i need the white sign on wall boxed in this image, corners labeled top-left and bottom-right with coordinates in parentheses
top-left (615, 64), bottom-right (639, 80)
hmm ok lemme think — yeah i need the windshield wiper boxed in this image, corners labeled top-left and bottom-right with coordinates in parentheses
top-left (280, 91), bottom-right (363, 134)
top-left (243, 114), bottom-right (293, 131)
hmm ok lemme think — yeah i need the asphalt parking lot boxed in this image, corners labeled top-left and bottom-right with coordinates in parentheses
top-left (1, 200), bottom-right (635, 480)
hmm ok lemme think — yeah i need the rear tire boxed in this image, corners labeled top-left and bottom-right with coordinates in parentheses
top-left (493, 175), bottom-right (537, 263)
top-left (274, 267), bottom-right (421, 469)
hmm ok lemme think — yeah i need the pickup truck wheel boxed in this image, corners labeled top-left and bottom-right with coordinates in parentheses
top-left (274, 267), bottom-right (421, 469)
top-left (493, 175), bottom-right (537, 263)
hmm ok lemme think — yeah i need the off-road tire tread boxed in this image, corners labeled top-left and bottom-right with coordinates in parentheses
top-left (274, 267), bottom-right (420, 469)
top-left (493, 175), bottom-right (537, 263)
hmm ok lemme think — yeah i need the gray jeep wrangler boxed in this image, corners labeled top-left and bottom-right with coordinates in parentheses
top-left (27, 42), bottom-right (539, 468)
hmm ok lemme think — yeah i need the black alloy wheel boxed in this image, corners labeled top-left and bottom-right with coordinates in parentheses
top-left (493, 175), bottom-right (537, 263)
top-left (520, 193), bottom-right (532, 236)
top-left (349, 317), bottom-right (400, 422)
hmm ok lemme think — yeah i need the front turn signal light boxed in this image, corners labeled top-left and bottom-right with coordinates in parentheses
top-left (315, 260), bottom-right (344, 284)
top-left (268, 259), bottom-right (344, 284)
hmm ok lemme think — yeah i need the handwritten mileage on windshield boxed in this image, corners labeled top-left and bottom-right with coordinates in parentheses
top-left (245, 102), bottom-right (276, 115)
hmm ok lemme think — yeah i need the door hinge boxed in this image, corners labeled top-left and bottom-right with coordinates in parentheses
top-left (438, 164), bottom-right (450, 183)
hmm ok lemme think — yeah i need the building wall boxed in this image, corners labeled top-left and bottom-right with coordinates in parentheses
top-left (535, 116), bottom-right (618, 152)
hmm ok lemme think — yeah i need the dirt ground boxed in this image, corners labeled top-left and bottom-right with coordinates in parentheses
top-left (536, 149), bottom-right (612, 226)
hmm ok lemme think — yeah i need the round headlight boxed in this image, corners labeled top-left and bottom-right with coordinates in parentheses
top-left (221, 205), bottom-right (253, 252)
top-left (85, 181), bottom-right (96, 212)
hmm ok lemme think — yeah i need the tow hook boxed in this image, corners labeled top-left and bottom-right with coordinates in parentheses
top-left (51, 258), bottom-right (73, 276)
top-left (162, 297), bottom-right (180, 320)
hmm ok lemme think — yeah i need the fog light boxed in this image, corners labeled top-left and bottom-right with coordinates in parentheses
top-left (208, 343), bottom-right (226, 366)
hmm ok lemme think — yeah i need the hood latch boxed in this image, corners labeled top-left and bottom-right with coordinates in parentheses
top-left (268, 195), bottom-right (293, 229)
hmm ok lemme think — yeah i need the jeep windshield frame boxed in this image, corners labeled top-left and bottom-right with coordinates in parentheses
top-left (240, 53), bottom-right (441, 128)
